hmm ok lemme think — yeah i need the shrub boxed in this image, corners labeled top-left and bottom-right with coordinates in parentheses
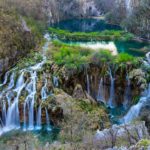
top-left (91, 50), bottom-right (114, 65)
top-left (48, 27), bottom-right (134, 42)
top-left (115, 53), bottom-right (135, 63)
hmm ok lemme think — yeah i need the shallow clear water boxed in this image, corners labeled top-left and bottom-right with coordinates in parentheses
top-left (51, 19), bottom-right (150, 57)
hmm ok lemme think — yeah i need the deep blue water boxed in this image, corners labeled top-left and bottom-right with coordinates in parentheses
top-left (51, 18), bottom-right (122, 32)
top-left (51, 19), bottom-right (150, 57)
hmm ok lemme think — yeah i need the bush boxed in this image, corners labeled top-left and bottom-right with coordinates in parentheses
top-left (91, 50), bottom-right (114, 65)
top-left (49, 41), bottom-right (140, 71)
top-left (115, 53), bottom-right (134, 63)
top-left (48, 27), bottom-right (134, 42)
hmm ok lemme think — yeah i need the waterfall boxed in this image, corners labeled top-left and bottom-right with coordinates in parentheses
top-left (125, 0), bottom-right (132, 14)
top-left (5, 72), bottom-right (25, 131)
top-left (122, 51), bottom-right (150, 123)
top-left (86, 74), bottom-right (90, 95)
top-left (146, 52), bottom-right (150, 64)
top-left (122, 84), bottom-right (150, 124)
top-left (36, 105), bottom-right (42, 130)
top-left (0, 34), bottom-right (51, 135)
top-left (27, 71), bottom-right (37, 130)
top-left (45, 108), bottom-right (51, 131)
top-left (53, 76), bottom-right (59, 87)
top-left (41, 77), bottom-right (48, 100)
top-left (97, 78), bottom-right (105, 103)
top-left (107, 69), bottom-right (116, 108)
top-left (123, 75), bottom-right (131, 109)
top-left (23, 71), bottom-right (37, 131)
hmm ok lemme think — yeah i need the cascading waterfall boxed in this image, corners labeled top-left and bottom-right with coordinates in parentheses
top-left (123, 75), bottom-right (131, 109)
top-left (41, 75), bottom-right (49, 100)
top-left (122, 84), bottom-right (150, 124)
top-left (5, 71), bottom-right (25, 131)
top-left (125, 0), bottom-right (132, 15)
top-left (45, 108), bottom-right (51, 131)
top-left (0, 34), bottom-right (52, 135)
top-left (27, 71), bottom-right (37, 130)
top-left (122, 53), bottom-right (150, 123)
top-left (97, 78), bottom-right (105, 103)
top-left (36, 105), bottom-right (42, 130)
top-left (107, 69), bottom-right (116, 108)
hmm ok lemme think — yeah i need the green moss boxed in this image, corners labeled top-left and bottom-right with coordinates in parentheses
top-left (48, 27), bottom-right (134, 42)
top-left (138, 139), bottom-right (150, 149)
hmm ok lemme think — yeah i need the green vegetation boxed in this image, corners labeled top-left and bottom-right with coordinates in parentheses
top-left (16, 52), bottom-right (43, 70)
top-left (24, 17), bottom-right (46, 43)
top-left (48, 27), bottom-right (134, 41)
top-left (48, 41), bottom-right (140, 71)
top-left (49, 41), bottom-right (92, 70)
top-left (137, 139), bottom-right (150, 149)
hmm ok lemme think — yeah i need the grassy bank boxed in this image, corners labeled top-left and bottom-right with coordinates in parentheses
top-left (47, 41), bottom-right (140, 71)
top-left (48, 27), bottom-right (134, 42)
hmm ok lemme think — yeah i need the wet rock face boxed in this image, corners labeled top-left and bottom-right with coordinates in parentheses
top-left (55, 63), bottom-right (141, 107)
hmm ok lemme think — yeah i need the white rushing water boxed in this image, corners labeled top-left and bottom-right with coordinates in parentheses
top-left (41, 74), bottom-right (50, 100)
top-left (0, 34), bottom-right (52, 135)
top-left (122, 85), bottom-right (150, 124)
top-left (107, 69), bottom-right (116, 108)
top-left (45, 108), bottom-right (51, 131)
top-left (97, 78), bottom-right (105, 104)
top-left (125, 0), bottom-right (132, 15)
top-left (36, 105), bottom-right (42, 130)
top-left (5, 72), bottom-right (26, 131)
top-left (122, 52), bottom-right (150, 124)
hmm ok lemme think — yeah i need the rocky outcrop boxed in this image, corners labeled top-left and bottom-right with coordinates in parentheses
top-left (140, 102), bottom-right (150, 133)
top-left (93, 122), bottom-right (149, 149)
top-left (0, 9), bottom-right (35, 77)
